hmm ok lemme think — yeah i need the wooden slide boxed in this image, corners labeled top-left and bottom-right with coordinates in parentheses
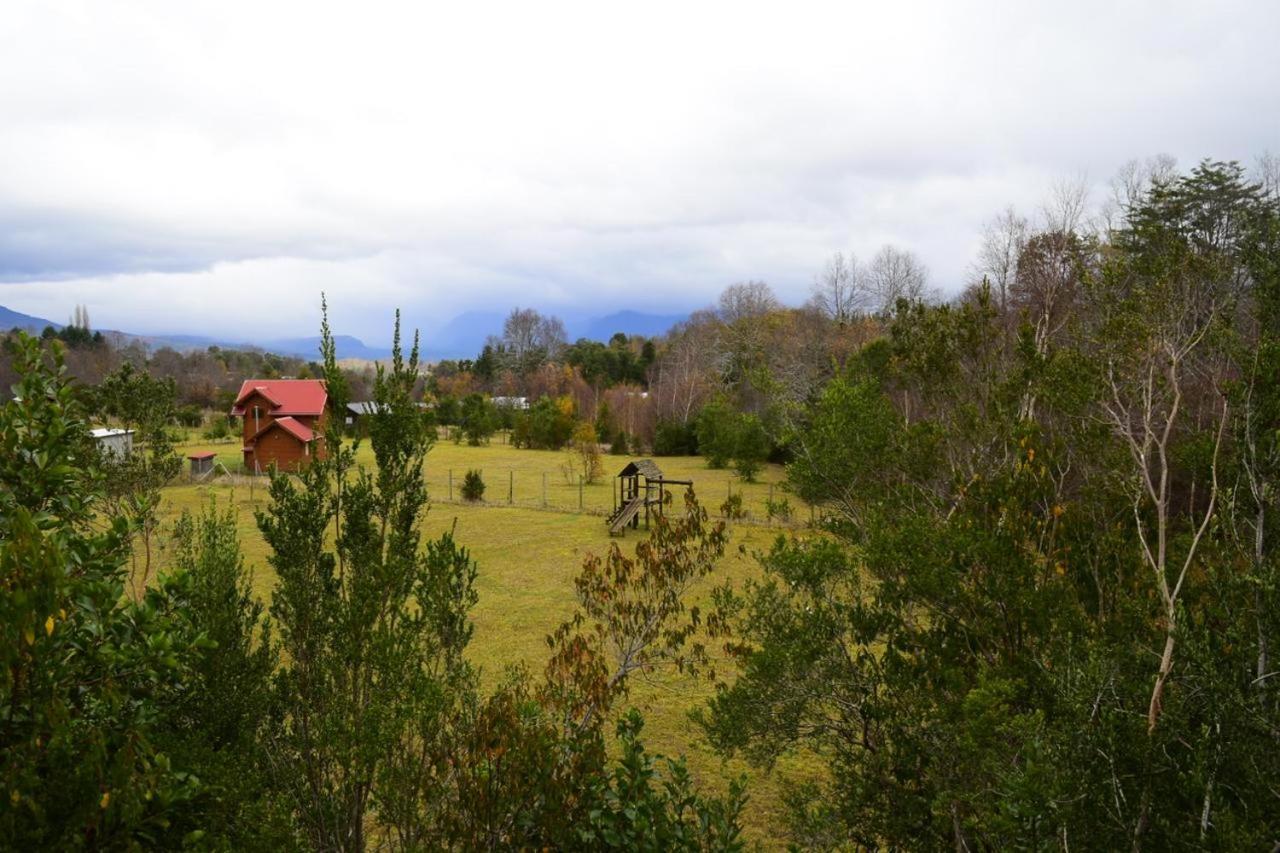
top-left (607, 495), bottom-right (646, 535)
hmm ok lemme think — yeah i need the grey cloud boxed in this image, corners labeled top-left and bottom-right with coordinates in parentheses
top-left (0, 0), bottom-right (1277, 340)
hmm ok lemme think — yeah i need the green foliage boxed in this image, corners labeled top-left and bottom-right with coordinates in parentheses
top-left (258, 307), bottom-right (480, 850)
top-left (175, 404), bottom-right (204, 428)
top-left (595, 399), bottom-right (613, 441)
top-left (460, 393), bottom-right (498, 445)
top-left (94, 361), bottom-right (184, 592)
top-left (513, 395), bottom-right (576, 449)
top-left (202, 416), bottom-right (232, 441)
top-left (611, 429), bottom-right (630, 455)
top-left (577, 710), bottom-right (746, 851)
top-left (719, 492), bottom-right (745, 520)
top-left (564, 337), bottom-right (649, 387)
top-left (695, 399), bottom-right (736, 468)
top-left (698, 401), bottom-right (771, 479)
top-left (700, 163), bottom-right (1280, 849)
top-left (461, 468), bottom-right (485, 502)
top-left (653, 418), bottom-right (698, 456)
top-left (433, 394), bottom-right (461, 426)
top-left (731, 414), bottom-right (769, 482)
top-left (163, 498), bottom-right (295, 848)
top-left (0, 334), bottom-right (202, 848)
top-left (763, 495), bottom-right (792, 522)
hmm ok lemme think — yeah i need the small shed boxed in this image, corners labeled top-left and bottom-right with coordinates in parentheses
top-left (90, 427), bottom-right (134, 457)
top-left (187, 451), bottom-right (216, 477)
top-left (345, 401), bottom-right (387, 431)
top-left (608, 459), bottom-right (692, 535)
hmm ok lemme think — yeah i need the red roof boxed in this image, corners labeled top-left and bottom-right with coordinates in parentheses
top-left (230, 380), bottom-right (327, 416)
top-left (187, 451), bottom-right (216, 460)
top-left (246, 415), bottom-right (315, 446)
top-left (272, 416), bottom-right (315, 443)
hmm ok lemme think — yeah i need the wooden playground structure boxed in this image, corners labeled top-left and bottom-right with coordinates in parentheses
top-left (607, 459), bottom-right (692, 535)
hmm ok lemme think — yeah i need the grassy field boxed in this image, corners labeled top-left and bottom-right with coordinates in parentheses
top-left (173, 428), bottom-right (811, 524)
top-left (157, 435), bottom-right (818, 848)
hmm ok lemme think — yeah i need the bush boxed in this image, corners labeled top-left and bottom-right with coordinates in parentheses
top-left (571, 421), bottom-right (604, 484)
top-left (461, 394), bottom-right (498, 445)
top-left (653, 419), bottom-right (697, 456)
top-left (203, 417), bottom-right (232, 441)
top-left (720, 492), bottom-right (746, 520)
top-left (732, 414), bottom-right (770, 483)
top-left (696, 400), bottom-right (736, 468)
top-left (175, 404), bottom-right (205, 428)
top-left (434, 395), bottom-right (461, 426)
top-left (765, 496), bottom-right (793, 522)
top-left (461, 469), bottom-right (485, 502)
top-left (517, 397), bottom-right (576, 449)
top-left (610, 430), bottom-right (630, 455)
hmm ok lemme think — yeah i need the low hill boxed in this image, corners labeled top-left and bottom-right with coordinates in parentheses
top-left (0, 305), bottom-right (61, 332)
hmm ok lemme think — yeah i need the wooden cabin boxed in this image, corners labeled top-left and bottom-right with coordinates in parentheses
top-left (230, 379), bottom-right (329, 473)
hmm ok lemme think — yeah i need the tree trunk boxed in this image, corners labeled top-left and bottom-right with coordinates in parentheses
top-left (1147, 618), bottom-right (1176, 734)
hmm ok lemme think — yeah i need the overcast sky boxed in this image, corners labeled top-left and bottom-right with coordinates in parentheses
top-left (1, 0), bottom-right (1277, 343)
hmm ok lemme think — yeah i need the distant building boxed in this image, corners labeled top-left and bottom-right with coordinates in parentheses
top-left (90, 427), bottom-right (134, 457)
top-left (345, 401), bottom-right (387, 427)
top-left (491, 396), bottom-right (530, 410)
top-left (230, 379), bottom-right (329, 473)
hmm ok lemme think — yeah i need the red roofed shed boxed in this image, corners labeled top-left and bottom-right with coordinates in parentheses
top-left (231, 379), bottom-right (329, 473)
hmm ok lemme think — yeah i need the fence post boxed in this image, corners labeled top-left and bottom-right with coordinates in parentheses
top-left (542, 472), bottom-right (547, 507)
top-left (509, 470), bottom-right (513, 504)
top-left (448, 470), bottom-right (453, 502)
top-left (579, 475), bottom-right (584, 510)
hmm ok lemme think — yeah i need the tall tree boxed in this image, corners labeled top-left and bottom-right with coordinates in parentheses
top-left (259, 305), bottom-right (478, 850)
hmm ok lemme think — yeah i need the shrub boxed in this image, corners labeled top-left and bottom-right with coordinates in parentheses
top-left (720, 492), bottom-right (745, 520)
top-left (571, 421), bottom-right (604, 484)
top-left (203, 417), bottom-right (232, 441)
top-left (461, 394), bottom-right (498, 445)
top-left (523, 397), bottom-right (576, 449)
top-left (765, 496), bottom-right (793, 522)
top-left (732, 414), bottom-right (770, 483)
top-left (175, 404), bottom-right (205, 428)
top-left (434, 395), bottom-right (461, 426)
top-left (610, 430), bottom-right (630, 455)
top-left (653, 419), bottom-right (697, 456)
top-left (696, 400), bottom-right (736, 468)
top-left (511, 412), bottom-right (533, 448)
top-left (461, 469), bottom-right (485, 502)
top-left (594, 400), bottom-right (613, 442)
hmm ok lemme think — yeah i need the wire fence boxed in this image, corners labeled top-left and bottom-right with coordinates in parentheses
top-left (426, 467), bottom-right (812, 528)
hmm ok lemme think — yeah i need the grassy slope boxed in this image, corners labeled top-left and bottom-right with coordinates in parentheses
top-left (161, 436), bottom-right (818, 847)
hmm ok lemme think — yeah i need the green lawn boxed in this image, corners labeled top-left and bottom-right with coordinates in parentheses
top-left (158, 438), bottom-right (818, 847)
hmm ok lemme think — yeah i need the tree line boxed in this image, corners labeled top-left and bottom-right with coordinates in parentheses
top-left (698, 158), bottom-right (1280, 848)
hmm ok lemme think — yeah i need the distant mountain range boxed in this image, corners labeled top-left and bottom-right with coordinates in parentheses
top-left (0, 304), bottom-right (63, 332)
top-left (2, 304), bottom-right (688, 362)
